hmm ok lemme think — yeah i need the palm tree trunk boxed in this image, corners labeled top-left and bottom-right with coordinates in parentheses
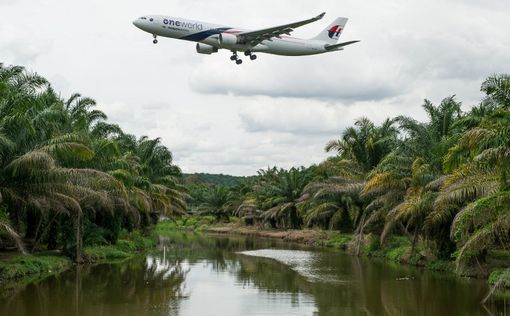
top-left (25, 209), bottom-right (40, 241)
top-left (30, 216), bottom-right (44, 252)
top-left (289, 206), bottom-right (301, 229)
top-left (501, 166), bottom-right (509, 191)
top-left (32, 212), bottom-right (59, 252)
top-left (356, 212), bottom-right (367, 256)
top-left (47, 219), bottom-right (58, 250)
top-left (9, 205), bottom-right (20, 233)
top-left (399, 223), bottom-right (413, 241)
top-left (411, 226), bottom-right (420, 256)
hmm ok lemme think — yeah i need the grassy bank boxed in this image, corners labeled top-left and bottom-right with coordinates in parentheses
top-left (83, 231), bottom-right (157, 262)
top-left (0, 230), bottom-right (157, 291)
top-left (0, 253), bottom-right (72, 290)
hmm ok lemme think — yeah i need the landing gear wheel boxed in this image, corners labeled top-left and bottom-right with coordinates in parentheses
top-left (153, 39), bottom-right (158, 44)
top-left (250, 55), bottom-right (257, 60)
top-left (230, 55), bottom-right (237, 61)
top-left (244, 51), bottom-right (251, 56)
top-left (236, 59), bottom-right (243, 65)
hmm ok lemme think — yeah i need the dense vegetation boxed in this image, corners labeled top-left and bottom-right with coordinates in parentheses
top-left (183, 173), bottom-right (248, 187)
top-left (0, 64), bottom-right (187, 263)
top-left (190, 74), bottom-right (510, 279)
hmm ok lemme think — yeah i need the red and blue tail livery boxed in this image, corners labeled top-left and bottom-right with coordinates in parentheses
top-left (133, 13), bottom-right (359, 64)
top-left (328, 25), bottom-right (343, 39)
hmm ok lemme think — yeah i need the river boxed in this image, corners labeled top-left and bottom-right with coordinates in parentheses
top-left (1, 232), bottom-right (507, 315)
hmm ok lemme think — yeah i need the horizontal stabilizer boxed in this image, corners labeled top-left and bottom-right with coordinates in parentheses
top-left (325, 40), bottom-right (360, 51)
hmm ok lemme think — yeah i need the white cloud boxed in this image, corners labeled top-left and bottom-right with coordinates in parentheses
top-left (237, 96), bottom-right (402, 135)
top-left (0, 25), bottom-right (52, 65)
top-left (189, 51), bottom-right (403, 101)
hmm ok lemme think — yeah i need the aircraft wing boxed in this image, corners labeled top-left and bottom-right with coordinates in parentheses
top-left (237, 12), bottom-right (326, 46)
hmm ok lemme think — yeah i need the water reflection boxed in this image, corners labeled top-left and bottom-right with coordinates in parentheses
top-left (0, 232), bottom-right (507, 316)
top-left (1, 253), bottom-right (189, 316)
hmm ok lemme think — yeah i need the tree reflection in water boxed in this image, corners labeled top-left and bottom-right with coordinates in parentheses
top-left (1, 233), bottom-right (507, 316)
top-left (0, 253), bottom-right (189, 316)
top-left (234, 246), bottom-right (499, 316)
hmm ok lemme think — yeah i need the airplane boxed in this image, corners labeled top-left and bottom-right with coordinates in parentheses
top-left (132, 12), bottom-right (359, 64)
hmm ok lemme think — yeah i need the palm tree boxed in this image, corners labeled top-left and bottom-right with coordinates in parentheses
top-left (259, 167), bottom-right (312, 229)
top-left (358, 97), bottom-right (461, 256)
top-left (196, 186), bottom-right (232, 221)
top-left (431, 108), bottom-right (510, 269)
top-left (0, 64), bottom-right (187, 261)
top-left (299, 160), bottom-right (365, 231)
top-left (325, 118), bottom-right (398, 171)
top-left (380, 159), bottom-right (437, 254)
top-left (481, 74), bottom-right (510, 109)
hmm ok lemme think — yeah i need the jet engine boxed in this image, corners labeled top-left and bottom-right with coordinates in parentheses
top-left (196, 43), bottom-right (219, 55)
top-left (218, 33), bottom-right (239, 48)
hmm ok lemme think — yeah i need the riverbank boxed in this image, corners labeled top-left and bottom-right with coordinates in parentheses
top-left (0, 230), bottom-right (156, 291)
top-left (156, 219), bottom-right (510, 291)
top-left (157, 220), bottom-right (452, 270)
top-left (205, 224), bottom-right (457, 271)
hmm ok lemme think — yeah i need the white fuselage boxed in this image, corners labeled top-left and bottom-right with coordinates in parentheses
top-left (133, 15), bottom-right (329, 56)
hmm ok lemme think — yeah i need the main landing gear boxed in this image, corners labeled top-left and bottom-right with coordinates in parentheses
top-left (230, 51), bottom-right (258, 64)
top-left (153, 35), bottom-right (158, 44)
top-left (244, 51), bottom-right (257, 60)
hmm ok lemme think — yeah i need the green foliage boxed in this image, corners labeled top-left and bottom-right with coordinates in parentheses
top-left (325, 117), bottom-right (398, 171)
top-left (183, 173), bottom-right (249, 187)
top-left (0, 254), bottom-right (71, 283)
top-left (385, 245), bottom-right (409, 262)
top-left (325, 234), bottom-right (353, 249)
top-left (363, 234), bottom-right (383, 255)
top-left (156, 216), bottom-right (216, 232)
top-left (360, 235), bottom-right (416, 263)
top-left (195, 186), bottom-right (234, 221)
top-left (0, 64), bottom-right (187, 261)
top-left (426, 260), bottom-right (455, 273)
top-left (489, 269), bottom-right (510, 289)
top-left (83, 230), bottom-right (156, 261)
top-left (83, 246), bottom-right (131, 261)
top-left (256, 167), bottom-right (313, 229)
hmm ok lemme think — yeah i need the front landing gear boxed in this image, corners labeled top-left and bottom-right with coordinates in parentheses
top-left (153, 35), bottom-right (158, 44)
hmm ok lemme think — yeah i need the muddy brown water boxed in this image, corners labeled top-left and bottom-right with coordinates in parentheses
top-left (0, 232), bottom-right (507, 315)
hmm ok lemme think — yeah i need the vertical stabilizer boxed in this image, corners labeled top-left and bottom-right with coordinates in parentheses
top-left (312, 17), bottom-right (348, 44)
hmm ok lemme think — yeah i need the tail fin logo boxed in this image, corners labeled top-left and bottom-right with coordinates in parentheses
top-left (328, 25), bottom-right (342, 39)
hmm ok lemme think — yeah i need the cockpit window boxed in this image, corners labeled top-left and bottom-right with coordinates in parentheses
top-left (140, 17), bottom-right (147, 20)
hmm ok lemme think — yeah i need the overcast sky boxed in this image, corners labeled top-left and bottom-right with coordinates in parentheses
top-left (1, 0), bottom-right (509, 175)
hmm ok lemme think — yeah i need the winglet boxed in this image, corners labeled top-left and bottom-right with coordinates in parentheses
top-left (316, 12), bottom-right (326, 20)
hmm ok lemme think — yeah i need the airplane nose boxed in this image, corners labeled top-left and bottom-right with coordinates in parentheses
top-left (133, 19), bottom-right (142, 28)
